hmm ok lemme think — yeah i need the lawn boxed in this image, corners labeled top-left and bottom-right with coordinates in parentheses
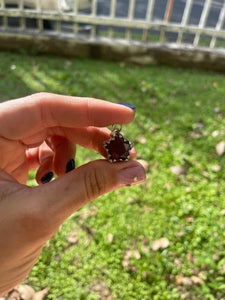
top-left (1, 51), bottom-right (225, 300)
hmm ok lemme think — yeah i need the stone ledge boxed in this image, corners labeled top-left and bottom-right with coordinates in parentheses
top-left (0, 30), bottom-right (225, 72)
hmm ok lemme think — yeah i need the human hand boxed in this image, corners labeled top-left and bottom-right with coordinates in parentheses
top-left (0, 93), bottom-right (146, 295)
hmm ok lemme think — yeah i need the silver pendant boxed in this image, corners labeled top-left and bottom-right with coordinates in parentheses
top-left (103, 125), bottom-right (133, 163)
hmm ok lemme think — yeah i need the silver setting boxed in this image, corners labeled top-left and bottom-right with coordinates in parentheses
top-left (103, 124), bottom-right (133, 163)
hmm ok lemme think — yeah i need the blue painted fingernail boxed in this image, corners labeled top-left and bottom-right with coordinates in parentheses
top-left (66, 158), bottom-right (75, 173)
top-left (41, 172), bottom-right (54, 184)
top-left (118, 103), bottom-right (136, 111)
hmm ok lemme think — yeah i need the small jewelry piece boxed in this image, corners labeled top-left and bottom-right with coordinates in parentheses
top-left (103, 124), bottom-right (133, 163)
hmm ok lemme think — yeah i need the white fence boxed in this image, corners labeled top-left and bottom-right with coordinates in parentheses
top-left (0, 0), bottom-right (225, 71)
top-left (0, 0), bottom-right (225, 49)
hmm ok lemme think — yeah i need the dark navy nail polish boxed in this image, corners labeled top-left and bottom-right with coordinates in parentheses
top-left (118, 103), bottom-right (136, 111)
top-left (41, 172), bottom-right (54, 184)
top-left (66, 158), bottom-right (75, 173)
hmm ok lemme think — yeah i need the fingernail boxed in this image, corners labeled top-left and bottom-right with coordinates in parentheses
top-left (66, 158), bottom-right (75, 173)
top-left (117, 165), bottom-right (146, 187)
top-left (118, 103), bottom-right (136, 111)
top-left (41, 171), bottom-right (54, 184)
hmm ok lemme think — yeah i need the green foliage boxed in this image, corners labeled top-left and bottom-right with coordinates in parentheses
top-left (1, 51), bottom-right (225, 299)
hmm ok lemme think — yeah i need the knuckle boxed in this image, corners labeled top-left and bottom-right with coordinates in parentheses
top-left (29, 92), bottom-right (49, 103)
top-left (84, 166), bottom-right (107, 201)
top-left (31, 92), bottom-right (50, 99)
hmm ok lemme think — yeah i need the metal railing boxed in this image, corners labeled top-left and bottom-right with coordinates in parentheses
top-left (0, 0), bottom-right (225, 50)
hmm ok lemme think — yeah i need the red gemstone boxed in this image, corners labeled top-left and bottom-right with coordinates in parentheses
top-left (104, 133), bottom-right (133, 163)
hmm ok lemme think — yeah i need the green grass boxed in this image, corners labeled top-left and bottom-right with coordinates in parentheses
top-left (1, 51), bottom-right (225, 299)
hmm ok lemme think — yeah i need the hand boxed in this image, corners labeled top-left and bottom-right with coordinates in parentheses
top-left (0, 93), bottom-right (146, 295)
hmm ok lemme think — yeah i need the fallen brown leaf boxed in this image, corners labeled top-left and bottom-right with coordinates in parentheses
top-left (5, 289), bottom-right (20, 300)
top-left (175, 274), bottom-right (184, 285)
top-left (170, 166), bottom-right (187, 176)
top-left (79, 206), bottom-right (97, 219)
top-left (175, 274), bottom-right (203, 286)
top-left (175, 275), bottom-right (192, 286)
top-left (174, 258), bottom-right (183, 266)
top-left (149, 124), bottom-right (160, 133)
top-left (185, 187), bottom-right (192, 193)
top-left (165, 182), bottom-right (171, 190)
top-left (212, 130), bottom-right (219, 137)
top-left (152, 237), bottom-right (169, 251)
top-left (186, 216), bottom-right (194, 222)
top-left (195, 101), bottom-right (201, 106)
top-left (136, 135), bottom-right (147, 144)
top-left (127, 197), bottom-right (133, 203)
top-left (216, 141), bottom-right (225, 156)
top-left (213, 82), bottom-right (218, 88)
top-left (181, 277), bottom-right (193, 286)
top-left (143, 205), bottom-right (153, 212)
top-left (220, 263), bottom-right (225, 270)
top-left (191, 276), bottom-right (203, 284)
top-left (214, 107), bottom-right (221, 114)
top-left (211, 165), bottom-right (221, 172)
top-left (90, 281), bottom-right (114, 299)
top-left (67, 235), bottom-right (79, 245)
top-left (107, 233), bottom-right (114, 243)
top-left (175, 232), bottom-right (184, 237)
top-left (124, 250), bottom-right (132, 260)
top-left (187, 252), bottom-right (194, 262)
top-left (189, 131), bottom-right (201, 139)
top-left (137, 159), bottom-right (150, 171)
top-left (133, 249), bottom-right (141, 260)
top-left (142, 271), bottom-right (150, 278)
top-left (32, 288), bottom-right (48, 300)
top-left (122, 259), bottom-right (129, 268)
top-left (16, 285), bottom-right (35, 300)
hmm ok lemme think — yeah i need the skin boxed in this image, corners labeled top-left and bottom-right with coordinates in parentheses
top-left (0, 93), bottom-right (146, 296)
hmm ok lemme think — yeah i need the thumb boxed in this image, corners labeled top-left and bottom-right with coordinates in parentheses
top-left (37, 160), bottom-right (146, 229)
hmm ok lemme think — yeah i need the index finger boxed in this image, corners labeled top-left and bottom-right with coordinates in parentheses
top-left (0, 93), bottom-right (135, 140)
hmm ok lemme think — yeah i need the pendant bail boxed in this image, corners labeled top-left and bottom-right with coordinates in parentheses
top-left (111, 124), bottom-right (123, 137)
top-left (112, 124), bottom-right (123, 132)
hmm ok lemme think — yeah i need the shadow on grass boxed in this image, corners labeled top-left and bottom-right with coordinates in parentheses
top-left (1, 51), bottom-right (225, 162)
